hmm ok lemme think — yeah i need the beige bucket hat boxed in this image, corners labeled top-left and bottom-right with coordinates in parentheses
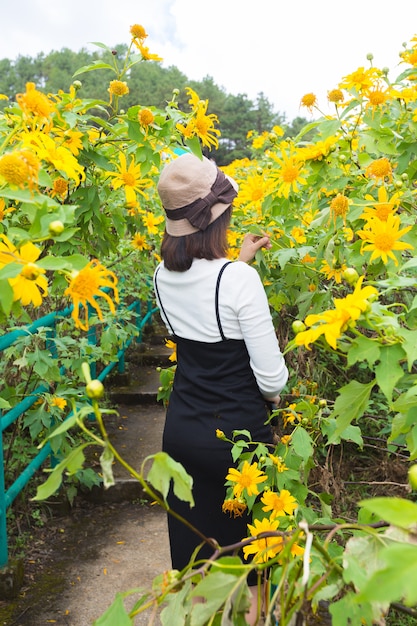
top-left (157, 153), bottom-right (238, 237)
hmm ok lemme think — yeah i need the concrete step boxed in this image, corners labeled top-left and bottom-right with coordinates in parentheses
top-left (86, 403), bottom-right (166, 504)
top-left (84, 323), bottom-right (172, 503)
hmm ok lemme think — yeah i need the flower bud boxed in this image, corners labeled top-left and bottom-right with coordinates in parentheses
top-left (49, 220), bottom-right (65, 236)
top-left (85, 379), bottom-right (104, 399)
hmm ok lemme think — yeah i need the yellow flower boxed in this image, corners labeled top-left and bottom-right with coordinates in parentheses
top-left (328, 89), bottom-right (344, 104)
top-left (50, 397), bottom-right (67, 410)
top-left (50, 177), bottom-right (69, 199)
top-left (0, 236), bottom-right (48, 307)
top-left (365, 157), bottom-right (393, 182)
top-left (300, 93), bottom-right (317, 112)
top-left (133, 40), bottom-right (163, 61)
top-left (290, 226), bottom-right (306, 245)
top-left (226, 461), bottom-right (267, 499)
top-left (297, 305), bottom-right (354, 350)
top-left (165, 339), bottom-right (177, 363)
top-left (364, 84), bottom-right (388, 111)
top-left (108, 153), bottom-right (152, 205)
top-left (108, 80), bottom-right (129, 103)
top-left (176, 88), bottom-right (221, 149)
top-left (261, 489), bottom-right (298, 519)
top-left (130, 24), bottom-right (148, 40)
top-left (330, 193), bottom-right (350, 224)
top-left (16, 82), bottom-right (54, 118)
top-left (389, 86), bottom-right (417, 105)
top-left (271, 147), bottom-right (307, 199)
top-left (301, 253), bottom-right (316, 264)
top-left (251, 133), bottom-right (268, 150)
top-left (320, 260), bottom-right (347, 283)
top-left (297, 138), bottom-right (337, 162)
top-left (222, 498), bottom-right (247, 518)
top-left (280, 435), bottom-right (291, 446)
top-left (131, 233), bottom-right (149, 251)
top-left (0, 150), bottom-right (40, 190)
top-left (138, 108), bottom-right (155, 127)
top-left (339, 67), bottom-right (381, 93)
top-left (282, 404), bottom-right (300, 428)
top-left (57, 129), bottom-right (84, 156)
top-left (237, 173), bottom-right (271, 209)
top-left (30, 133), bottom-right (85, 183)
top-left (242, 517), bottom-right (283, 563)
top-left (143, 211), bottom-right (164, 235)
top-left (64, 260), bottom-right (119, 331)
top-left (268, 454), bottom-right (288, 472)
top-left (0, 199), bottom-right (14, 221)
top-left (358, 213), bottom-right (413, 266)
top-left (361, 186), bottom-right (401, 222)
top-left (333, 276), bottom-right (378, 320)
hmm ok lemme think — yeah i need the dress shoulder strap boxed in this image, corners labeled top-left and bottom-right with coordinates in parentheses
top-left (154, 266), bottom-right (176, 336)
top-left (215, 261), bottom-right (232, 341)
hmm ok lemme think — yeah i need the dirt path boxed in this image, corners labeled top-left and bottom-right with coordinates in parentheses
top-left (1, 398), bottom-right (171, 626)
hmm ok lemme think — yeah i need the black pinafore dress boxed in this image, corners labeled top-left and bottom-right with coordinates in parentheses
top-left (154, 262), bottom-right (273, 573)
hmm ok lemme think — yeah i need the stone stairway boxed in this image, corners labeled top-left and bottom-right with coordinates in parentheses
top-left (87, 321), bottom-right (173, 503)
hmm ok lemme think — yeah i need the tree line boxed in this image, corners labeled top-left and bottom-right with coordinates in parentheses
top-left (0, 44), bottom-right (309, 164)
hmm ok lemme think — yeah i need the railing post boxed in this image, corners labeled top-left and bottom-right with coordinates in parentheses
top-left (87, 304), bottom-right (97, 379)
top-left (0, 420), bottom-right (8, 568)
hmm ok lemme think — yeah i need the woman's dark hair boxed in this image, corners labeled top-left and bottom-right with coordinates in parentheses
top-left (161, 206), bottom-right (232, 272)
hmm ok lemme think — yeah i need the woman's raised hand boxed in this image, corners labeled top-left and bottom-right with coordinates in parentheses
top-left (238, 233), bottom-right (271, 263)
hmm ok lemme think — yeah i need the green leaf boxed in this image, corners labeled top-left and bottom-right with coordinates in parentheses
top-left (37, 254), bottom-right (88, 271)
top-left (93, 593), bottom-right (132, 625)
top-left (343, 535), bottom-right (387, 592)
top-left (73, 61), bottom-right (116, 77)
top-left (359, 497), bottom-right (417, 528)
top-left (347, 335), bottom-right (380, 367)
top-left (358, 543), bottom-right (417, 606)
top-left (291, 426), bottom-right (314, 459)
top-left (405, 424), bottom-right (417, 460)
top-left (374, 344), bottom-right (405, 401)
top-left (190, 572), bottom-right (245, 626)
top-left (398, 328), bottom-right (417, 371)
top-left (329, 592), bottom-right (374, 626)
top-left (0, 278), bottom-right (14, 315)
top-left (100, 444), bottom-right (115, 489)
top-left (0, 262), bottom-right (22, 280)
top-left (160, 582), bottom-right (191, 626)
top-left (184, 136), bottom-right (203, 159)
top-left (146, 452), bottom-right (194, 506)
top-left (272, 247), bottom-right (298, 270)
top-left (0, 397), bottom-right (11, 409)
top-left (327, 379), bottom-right (375, 444)
top-left (32, 444), bottom-right (89, 501)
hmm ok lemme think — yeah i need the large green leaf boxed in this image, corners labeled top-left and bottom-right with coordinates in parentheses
top-left (358, 543), bottom-right (417, 606)
top-left (347, 335), bottom-right (380, 367)
top-left (0, 277), bottom-right (14, 315)
top-left (146, 451), bottom-right (194, 506)
top-left (291, 426), bottom-right (314, 460)
top-left (374, 344), bottom-right (405, 401)
top-left (93, 593), bottom-right (132, 625)
top-left (32, 444), bottom-right (89, 501)
top-left (327, 379), bottom-right (375, 444)
top-left (359, 497), bottom-right (417, 528)
top-left (329, 592), bottom-right (374, 626)
top-left (190, 572), bottom-right (247, 626)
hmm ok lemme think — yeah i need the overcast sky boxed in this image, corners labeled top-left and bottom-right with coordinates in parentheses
top-left (1, 0), bottom-right (416, 120)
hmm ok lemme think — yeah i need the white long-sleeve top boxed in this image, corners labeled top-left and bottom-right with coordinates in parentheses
top-left (153, 258), bottom-right (288, 399)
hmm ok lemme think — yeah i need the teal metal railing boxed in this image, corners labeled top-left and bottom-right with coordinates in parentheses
top-left (0, 295), bottom-right (158, 568)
